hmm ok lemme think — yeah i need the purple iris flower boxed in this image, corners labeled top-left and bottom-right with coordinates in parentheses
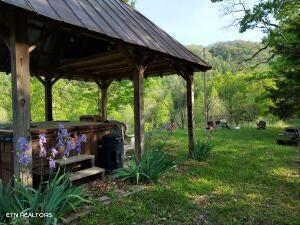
top-left (38, 134), bottom-right (47, 158)
top-left (39, 134), bottom-right (46, 145)
top-left (78, 134), bottom-right (87, 143)
top-left (49, 158), bottom-right (56, 170)
top-left (39, 146), bottom-right (47, 158)
top-left (16, 137), bottom-right (32, 166)
top-left (75, 134), bottom-right (87, 154)
top-left (17, 137), bottom-right (30, 152)
top-left (18, 153), bottom-right (32, 166)
top-left (51, 148), bottom-right (58, 157)
top-left (56, 124), bottom-right (70, 148)
top-left (64, 140), bottom-right (74, 157)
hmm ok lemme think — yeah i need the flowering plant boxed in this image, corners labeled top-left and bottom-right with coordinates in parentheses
top-left (16, 137), bottom-right (31, 166)
top-left (0, 169), bottom-right (91, 225)
top-left (37, 124), bottom-right (87, 170)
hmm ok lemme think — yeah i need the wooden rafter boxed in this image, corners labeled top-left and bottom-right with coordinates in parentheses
top-left (95, 79), bottom-right (112, 90)
top-left (76, 60), bottom-right (128, 72)
top-left (0, 25), bottom-right (9, 49)
top-left (58, 50), bottom-right (123, 70)
top-left (28, 30), bottom-right (53, 53)
top-left (33, 74), bottom-right (62, 86)
top-left (117, 42), bottom-right (136, 66)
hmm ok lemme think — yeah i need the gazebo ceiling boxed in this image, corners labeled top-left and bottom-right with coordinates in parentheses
top-left (0, 0), bottom-right (211, 81)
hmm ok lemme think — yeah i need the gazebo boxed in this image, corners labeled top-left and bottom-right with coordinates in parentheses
top-left (0, 0), bottom-right (211, 185)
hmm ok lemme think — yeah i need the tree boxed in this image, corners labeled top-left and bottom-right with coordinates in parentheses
top-left (212, 0), bottom-right (300, 118)
top-left (214, 72), bottom-right (275, 124)
top-left (121, 0), bottom-right (136, 7)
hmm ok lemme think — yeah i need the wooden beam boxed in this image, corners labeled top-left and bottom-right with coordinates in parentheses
top-left (34, 74), bottom-right (46, 86)
top-left (133, 65), bottom-right (146, 163)
top-left (44, 76), bottom-right (53, 121)
top-left (101, 88), bottom-right (108, 120)
top-left (96, 80), bottom-right (112, 121)
top-left (184, 71), bottom-right (195, 156)
top-left (117, 42), bottom-right (136, 66)
top-left (0, 25), bottom-right (9, 49)
top-left (32, 69), bottom-right (131, 81)
top-left (58, 50), bottom-right (122, 70)
top-left (76, 60), bottom-right (128, 72)
top-left (28, 30), bottom-right (54, 54)
top-left (96, 79), bottom-right (112, 90)
top-left (9, 14), bottom-right (32, 185)
top-left (94, 67), bottom-right (130, 75)
top-left (33, 74), bottom-right (60, 121)
top-left (51, 75), bottom-right (62, 85)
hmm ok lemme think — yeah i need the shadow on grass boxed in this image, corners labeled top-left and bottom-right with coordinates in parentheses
top-left (80, 127), bottom-right (300, 225)
top-left (81, 188), bottom-right (199, 225)
top-left (163, 127), bottom-right (300, 224)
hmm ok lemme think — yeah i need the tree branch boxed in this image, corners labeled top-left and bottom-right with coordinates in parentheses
top-left (237, 43), bottom-right (270, 66)
top-left (248, 53), bottom-right (277, 69)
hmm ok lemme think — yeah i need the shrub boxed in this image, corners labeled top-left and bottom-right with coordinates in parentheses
top-left (113, 149), bottom-right (175, 184)
top-left (0, 172), bottom-right (91, 225)
top-left (190, 140), bottom-right (214, 161)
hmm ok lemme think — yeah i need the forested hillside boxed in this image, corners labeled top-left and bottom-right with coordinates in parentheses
top-left (0, 40), bottom-right (291, 130)
top-left (188, 40), bottom-right (270, 74)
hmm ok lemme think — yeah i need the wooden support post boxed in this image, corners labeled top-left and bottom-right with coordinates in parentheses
top-left (118, 44), bottom-right (149, 163)
top-left (45, 76), bottom-right (53, 121)
top-left (185, 72), bottom-right (195, 156)
top-left (96, 80), bottom-right (112, 121)
top-left (34, 75), bottom-right (61, 121)
top-left (101, 88), bottom-right (108, 120)
top-left (0, 26), bottom-right (9, 49)
top-left (9, 14), bottom-right (32, 185)
top-left (133, 65), bottom-right (145, 163)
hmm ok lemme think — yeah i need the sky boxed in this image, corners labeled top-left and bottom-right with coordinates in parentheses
top-left (135, 0), bottom-right (264, 46)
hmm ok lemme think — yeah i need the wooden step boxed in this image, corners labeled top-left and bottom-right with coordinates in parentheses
top-left (56, 155), bottom-right (94, 166)
top-left (69, 167), bottom-right (105, 182)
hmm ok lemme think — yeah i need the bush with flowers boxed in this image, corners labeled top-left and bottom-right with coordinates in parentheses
top-left (0, 124), bottom-right (90, 225)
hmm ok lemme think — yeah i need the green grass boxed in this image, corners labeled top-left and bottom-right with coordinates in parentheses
top-left (80, 127), bottom-right (300, 225)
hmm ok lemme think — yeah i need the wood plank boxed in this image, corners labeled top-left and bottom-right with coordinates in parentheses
top-left (69, 167), bottom-right (105, 182)
top-left (76, 60), bottom-right (128, 72)
top-left (58, 50), bottom-right (122, 70)
top-left (31, 69), bottom-right (131, 82)
top-left (94, 66), bottom-right (130, 75)
top-left (9, 14), bottom-right (32, 185)
top-left (56, 155), bottom-right (95, 166)
top-left (133, 65), bottom-right (145, 163)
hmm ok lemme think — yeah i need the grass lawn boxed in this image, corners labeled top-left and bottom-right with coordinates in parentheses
top-left (80, 127), bottom-right (299, 225)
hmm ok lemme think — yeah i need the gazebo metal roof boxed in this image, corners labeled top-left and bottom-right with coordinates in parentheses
top-left (0, 0), bottom-right (210, 79)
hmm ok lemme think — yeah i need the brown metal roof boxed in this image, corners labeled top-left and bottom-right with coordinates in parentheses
top-left (0, 0), bottom-right (209, 69)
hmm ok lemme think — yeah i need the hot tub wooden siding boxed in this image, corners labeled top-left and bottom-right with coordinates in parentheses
top-left (0, 122), bottom-right (118, 184)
